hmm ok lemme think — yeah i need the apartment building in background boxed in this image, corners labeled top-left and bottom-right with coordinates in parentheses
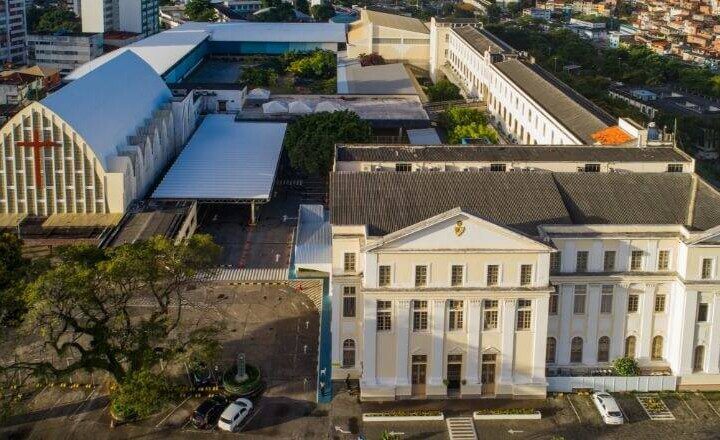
top-left (27, 32), bottom-right (103, 76)
top-left (0, 0), bottom-right (27, 65)
top-left (82, 0), bottom-right (159, 37)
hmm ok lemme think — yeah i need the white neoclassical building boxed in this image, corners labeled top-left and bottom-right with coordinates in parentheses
top-left (0, 51), bottom-right (197, 217)
top-left (328, 144), bottom-right (720, 400)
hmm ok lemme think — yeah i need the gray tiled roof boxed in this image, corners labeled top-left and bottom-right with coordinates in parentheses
top-left (364, 9), bottom-right (429, 34)
top-left (454, 26), bottom-right (512, 55)
top-left (331, 171), bottom-right (573, 235)
top-left (330, 172), bottom-right (720, 235)
top-left (336, 145), bottom-right (692, 163)
top-left (493, 59), bottom-right (614, 144)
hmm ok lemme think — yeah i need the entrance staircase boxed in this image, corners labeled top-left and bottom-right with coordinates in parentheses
top-left (446, 417), bottom-right (478, 440)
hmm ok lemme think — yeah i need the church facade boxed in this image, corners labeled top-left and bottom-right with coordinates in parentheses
top-left (0, 51), bottom-right (197, 216)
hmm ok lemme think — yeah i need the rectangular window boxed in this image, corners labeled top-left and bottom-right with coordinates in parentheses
top-left (654, 294), bottom-right (666, 313)
top-left (490, 163), bottom-right (507, 172)
top-left (600, 285), bottom-right (613, 314)
top-left (415, 265), bottom-right (428, 287)
top-left (576, 251), bottom-right (588, 272)
top-left (483, 300), bottom-right (498, 330)
top-left (630, 250), bottom-right (644, 271)
top-left (628, 294), bottom-right (639, 313)
top-left (343, 252), bottom-right (356, 272)
top-left (698, 303), bottom-right (709, 322)
top-left (342, 286), bottom-right (356, 318)
top-left (377, 300), bottom-right (392, 331)
top-left (486, 265), bottom-right (499, 286)
top-left (549, 286), bottom-right (559, 315)
top-left (412, 300), bottom-right (428, 331)
top-left (520, 264), bottom-right (532, 286)
top-left (573, 285), bottom-right (587, 314)
top-left (701, 258), bottom-right (714, 279)
top-left (550, 252), bottom-right (561, 273)
top-left (658, 250), bottom-right (670, 271)
top-left (378, 265), bottom-right (391, 287)
top-left (603, 251), bottom-right (616, 272)
top-left (395, 163), bottom-right (412, 172)
top-left (448, 300), bottom-right (464, 330)
top-left (667, 163), bottom-right (683, 172)
top-left (584, 163), bottom-right (600, 172)
top-left (451, 265), bottom-right (464, 287)
top-left (516, 299), bottom-right (532, 330)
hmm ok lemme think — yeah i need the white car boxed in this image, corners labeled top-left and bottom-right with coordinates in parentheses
top-left (217, 398), bottom-right (253, 432)
top-left (591, 391), bottom-right (624, 425)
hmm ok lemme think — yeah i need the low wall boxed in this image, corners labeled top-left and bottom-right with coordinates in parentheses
top-left (547, 375), bottom-right (677, 393)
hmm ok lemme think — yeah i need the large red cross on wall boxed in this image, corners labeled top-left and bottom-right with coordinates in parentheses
top-left (17, 130), bottom-right (59, 189)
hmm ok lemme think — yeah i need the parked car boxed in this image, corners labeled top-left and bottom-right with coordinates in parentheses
top-left (591, 391), bottom-right (624, 425)
top-left (217, 398), bottom-right (253, 432)
top-left (192, 394), bottom-right (229, 429)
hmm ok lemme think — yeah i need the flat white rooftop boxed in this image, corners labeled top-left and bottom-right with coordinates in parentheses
top-left (152, 115), bottom-right (286, 201)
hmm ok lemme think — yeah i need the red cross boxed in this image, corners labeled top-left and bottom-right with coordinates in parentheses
top-left (17, 130), bottom-right (58, 189)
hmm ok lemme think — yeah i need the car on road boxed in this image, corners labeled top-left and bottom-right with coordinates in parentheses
top-left (591, 391), bottom-right (624, 425)
top-left (218, 398), bottom-right (253, 432)
top-left (192, 394), bottom-right (229, 429)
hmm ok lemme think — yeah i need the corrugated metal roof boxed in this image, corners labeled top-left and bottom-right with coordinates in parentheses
top-left (364, 9), bottom-right (429, 34)
top-left (330, 171), bottom-right (720, 235)
top-left (335, 145), bottom-right (691, 163)
top-left (407, 129), bottom-right (442, 145)
top-left (454, 26), bottom-right (510, 54)
top-left (294, 204), bottom-right (332, 271)
top-left (152, 116), bottom-right (286, 200)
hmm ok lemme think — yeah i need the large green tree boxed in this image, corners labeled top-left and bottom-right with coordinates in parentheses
top-left (310, 4), bottom-right (335, 21)
top-left (185, 0), bottom-right (217, 21)
top-left (28, 6), bottom-right (81, 33)
top-left (285, 110), bottom-right (372, 175)
top-left (0, 234), bottom-right (48, 326)
top-left (426, 79), bottom-right (461, 102)
top-left (6, 235), bottom-right (221, 383)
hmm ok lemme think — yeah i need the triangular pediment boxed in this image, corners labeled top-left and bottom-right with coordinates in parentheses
top-left (362, 208), bottom-right (553, 253)
top-left (687, 225), bottom-right (720, 245)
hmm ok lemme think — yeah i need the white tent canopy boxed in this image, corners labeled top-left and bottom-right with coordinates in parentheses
top-left (247, 88), bottom-right (271, 100)
top-left (263, 100), bottom-right (288, 114)
top-left (289, 100), bottom-right (313, 114)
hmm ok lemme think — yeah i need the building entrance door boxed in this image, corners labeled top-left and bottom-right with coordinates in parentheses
top-left (447, 354), bottom-right (462, 395)
top-left (411, 355), bottom-right (427, 397)
top-left (481, 354), bottom-right (497, 396)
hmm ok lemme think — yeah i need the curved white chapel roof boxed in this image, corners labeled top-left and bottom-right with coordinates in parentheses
top-left (42, 51), bottom-right (172, 170)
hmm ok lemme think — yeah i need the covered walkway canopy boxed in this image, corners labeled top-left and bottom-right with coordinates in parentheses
top-left (152, 115), bottom-right (286, 221)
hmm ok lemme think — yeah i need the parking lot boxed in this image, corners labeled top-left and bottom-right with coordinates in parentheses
top-left (0, 282), bottom-right (328, 439)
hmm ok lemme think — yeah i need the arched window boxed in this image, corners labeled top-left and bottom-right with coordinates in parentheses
top-left (343, 339), bottom-right (356, 368)
top-left (651, 336), bottom-right (664, 361)
top-left (546, 337), bottom-right (557, 364)
top-left (570, 337), bottom-right (583, 363)
top-left (625, 336), bottom-right (636, 359)
top-left (694, 345), bottom-right (705, 372)
top-left (597, 336), bottom-right (610, 362)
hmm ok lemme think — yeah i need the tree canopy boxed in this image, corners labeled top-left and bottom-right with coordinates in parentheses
top-left (310, 4), bottom-right (335, 21)
top-left (28, 6), bottom-right (81, 33)
top-left (439, 107), bottom-right (499, 144)
top-left (185, 0), bottom-right (217, 21)
top-left (296, 0), bottom-right (310, 14)
top-left (254, 2), bottom-right (296, 22)
top-left (425, 79), bottom-right (462, 102)
top-left (287, 49), bottom-right (336, 79)
top-left (5, 235), bottom-right (221, 384)
top-left (284, 110), bottom-right (372, 175)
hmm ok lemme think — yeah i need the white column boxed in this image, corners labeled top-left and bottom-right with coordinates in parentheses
top-left (465, 299), bottom-right (482, 384)
top-left (584, 284), bottom-right (602, 364)
top-left (705, 293), bottom-right (720, 374)
top-left (428, 299), bottom-right (446, 386)
top-left (330, 281), bottom-right (342, 367)
top-left (638, 284), bottom-right (656, 359)
top-left (364, 253), bottom-right (378, 288)
top-left (500, 299), bottom-right (516, 382)
top-left (561, 241), bottom-right (576, 273)
top-left (617, 240), bottom-right (630, 271)
top-left (558, 284), bottom-right (574, 364)
top-left (610, 284), bottom-right (628, 359)
top-left (645, 241), bottom-right (659, 272)
top-left (395, 300), bottom-right (411, 386)
top-left (532, 296), bottom-right (550, 381)
top-left (671, 288), bottom-right (698, 375)
top-left (361, 297), bottom-right (377, 386)
top-left (589, 241), bottom-right (604, 272)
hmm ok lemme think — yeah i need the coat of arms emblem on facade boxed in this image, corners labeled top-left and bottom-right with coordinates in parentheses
top-left (454, 220), bottom-right (466, 236)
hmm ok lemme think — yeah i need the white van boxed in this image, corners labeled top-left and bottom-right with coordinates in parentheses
top-left (591, 391), bottom-right (624, 425)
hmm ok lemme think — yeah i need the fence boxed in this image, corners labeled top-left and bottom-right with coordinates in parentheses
top-left (547, 375), bottom-right (677, 393)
